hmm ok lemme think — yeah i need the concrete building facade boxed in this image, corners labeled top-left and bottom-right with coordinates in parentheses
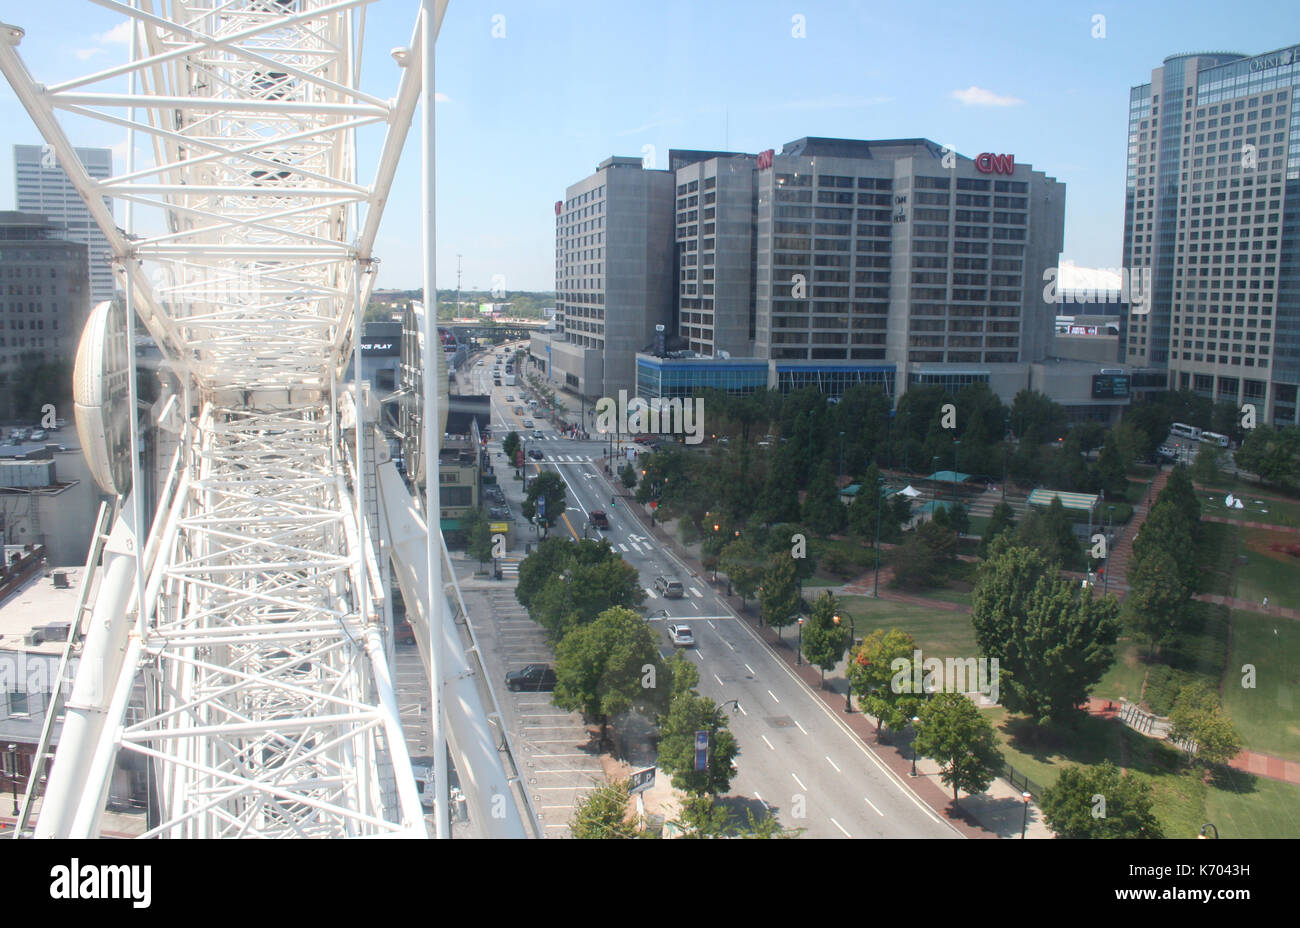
top-left (0, 211), bottom-right (90, 416)
top-left (541, 155), bottom-right (675, 400)
top-left (14, 145), bottom-right (115, 307)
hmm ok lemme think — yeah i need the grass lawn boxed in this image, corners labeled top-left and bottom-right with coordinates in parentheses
top-left (1095, 638), bottom-right (1148, 704)
top-left (984, 707), bottom-right (1300, 838)
top-left (1198, 490), bottom-right (1300, 528)
top-left (1233, 527), bottom-right (1300, 611)
top-left (1125, 479), bottom-right (1151, 504)
top-left (967, 515), bottom-right (990, 538)
top-left (1221, 610), bottom-right (1300, 763)
top-left (838, 595), bottom-right (976, 659)
top-left (1192, 474), bottom-right (1300, 503)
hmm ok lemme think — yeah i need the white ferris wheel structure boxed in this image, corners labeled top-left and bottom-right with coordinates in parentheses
top-left (0, 0), bottom-right (535, 839)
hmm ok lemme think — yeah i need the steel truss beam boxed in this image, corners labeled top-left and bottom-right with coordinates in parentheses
top-left (2, 1), bottom-right (446, 838)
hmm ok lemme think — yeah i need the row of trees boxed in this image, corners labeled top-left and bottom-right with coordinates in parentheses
top-left (1125, 466), bottom-right (1200, 657)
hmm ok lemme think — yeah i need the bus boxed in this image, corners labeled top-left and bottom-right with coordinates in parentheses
top-left (1170, 422), bottom-right (1202, 441)
top-left (1200, 430), bottom-right (1230, 448)
top-left (504, 372), bottom-right (516, 386)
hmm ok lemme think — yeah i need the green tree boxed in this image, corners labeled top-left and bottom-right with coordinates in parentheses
top-left (522, 470), bottom-right (567, 536)
top-left (1168, 683), bottom-right (1243, 771)
top-left (1236, 424), bottom-right (1300, 491)
top-left (531, 555), bottom-right (647, 640)
top-left (620, 462), bottom-right (637, 489)
top-left (1131, 499), bottom-right (1196, 586)
top-left (759, 553), bottom-right (801, 637)
top-left (1010, 389), bottom-right (1066, 445)
top-left (1097, 432), bottom-right (1129, 499)
top-left (569, 779), bottom-right (641, 839)
top-left (848, 628), bottom-right (922, 737)
top-left (1123, 546), bottom-right (1189, 658)
top-left (656, 688), bottom-right (740, 795)
top-left (948, 501), bottom-right (970, 536)
top-left (515, 536), bottom-right (572, 609)
top-left (1190, 442), bottom-right (1225, 487)
top-left (1014, 496), bottom-right (1080, 569)
top-left (755, 443), bottom-right (804, 525)
top-left (800, 592), bottom-right (851, 685)
top-left (971, 544), bottom-right (1121, 726)
top-left (913, 692), bottom-right (1002, 804)
top-left (978, 501), bottom-right (1016, 558)
top-left (1039, 762), bottom-right (1163, 838)
top-left (671, 794), bottom-right (800, 839)
top-left (502, 431), bottom-right (521, 466)
top-left (719, 537), bottom-right (764, 605)
top-left (465, 506), bottom-right (494, 567)
top-left (890, 520), bottom-right (957, 591)
top-left (552, 607), bottom-right (663, 742)
top-left (802, 461), bottom-right (845, 535)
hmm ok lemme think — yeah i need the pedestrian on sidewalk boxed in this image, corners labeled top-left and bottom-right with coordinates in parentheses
top-left (1263, 596), bottom-right (1269, 609)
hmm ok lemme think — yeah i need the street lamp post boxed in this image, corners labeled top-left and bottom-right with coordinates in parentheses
top-left (797, 617), bottom-right (804, 665)
top-left (1198, 823), bottom-right (1219, 839)
top-left (873, 478), bottom-right (884, 598)
top-left (835, 614), bottom-right (853, 712)
top-left (909, 717), bottom-right (920, 777)
top-left (1021, 791), bottom-right (1032, 838)
top-left (7, 743), bottom-right (17, 815)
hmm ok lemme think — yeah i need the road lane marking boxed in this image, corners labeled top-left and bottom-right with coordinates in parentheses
top-left (826, 756), bottom-right (841, 773)
top-left (745, 664), bottom-right (755, 675)
top-left (707, 620), bottom-right (717, 629)
top-left (619, 544), bottom-right (628, 552)
top-left (713, 672), bottom-right (724, 686)
top-left (795, 720), bottom-right (808, 735)
top-left (761, 735), bottom-right (775, 751)
top-left (792, 773), bottom-right (806, 791)
top-left (830, 818), bottom-right (851, 838)
top-left (754, 791), bottom-right (768, 809)
top-left (690, 588), bottom-right (703, 598)
top-left (863, 796), bottom-right (884, 817)
top-left (767, 689), bottom-right (780, 703)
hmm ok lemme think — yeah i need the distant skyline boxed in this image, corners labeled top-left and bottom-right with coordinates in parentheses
top-left (0, 1), bottom-right (1296, 292)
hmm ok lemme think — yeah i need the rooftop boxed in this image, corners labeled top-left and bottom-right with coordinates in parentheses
top-left (0, 563), bottom-right (92, 656)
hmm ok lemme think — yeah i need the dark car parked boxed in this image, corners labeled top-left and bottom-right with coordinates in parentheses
top-left (505, 663), bottom-right (557, 692)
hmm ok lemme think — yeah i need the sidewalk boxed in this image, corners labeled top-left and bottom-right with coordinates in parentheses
top-left (609, 477), bottom-right (1051, 838)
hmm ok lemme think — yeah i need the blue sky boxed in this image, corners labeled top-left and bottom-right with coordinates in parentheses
top-left (0, 0), bottom-right (1296, 292)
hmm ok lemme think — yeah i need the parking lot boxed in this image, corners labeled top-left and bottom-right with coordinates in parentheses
top-left (472, 587), bottom-right (602, 837)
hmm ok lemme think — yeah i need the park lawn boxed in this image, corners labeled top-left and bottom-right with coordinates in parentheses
top-left (1205, 769), bottom-right (1300, 839)
top-left (838, 595), bottom-right (977, 660)
top-left (1233, 527), bottom-right (1300, 612)
top-left (967, 515), bottom-right (990, 538)
top-left (1095, 638), bottom-right (1148, 704)
top-left (1221, 609), bottom-right (1300, 763)
top-left (1192, 474), bottom-right (1300, 503)
top-left (985, 707), bottom-right (1296, 838)
top-left (1125, 479), bottom-right (1151, 504)
top-left (1199, 491), bottom-right (1300, 528)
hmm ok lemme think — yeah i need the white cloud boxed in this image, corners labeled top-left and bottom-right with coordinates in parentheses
top-left (97, 21), bottom-right (132, 45)
top-left (951, 85), bottom-right (1024, 107)
top-left (74, 48), bottom-right (104, 62)
top-left (434, 92), bottom-right (449, 103)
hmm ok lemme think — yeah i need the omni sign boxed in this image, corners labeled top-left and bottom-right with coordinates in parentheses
top-left (975, 152), bottom-right (1015, 175)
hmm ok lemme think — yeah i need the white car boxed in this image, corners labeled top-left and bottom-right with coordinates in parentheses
top-left (523, 419), bottom-right (534, 428)
top-left (667, 624), bottom-right (694, 648)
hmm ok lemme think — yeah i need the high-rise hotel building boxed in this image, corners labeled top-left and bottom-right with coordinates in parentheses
top-left (1123, 47), bottom-right (1300, 425)
top-left (538, 156), bottom-right (675, 399)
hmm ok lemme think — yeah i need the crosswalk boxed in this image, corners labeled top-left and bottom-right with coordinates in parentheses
top-left (525, 453), bottom-right (601, 463)
top-left (499, 554), bottom-right (523, 580)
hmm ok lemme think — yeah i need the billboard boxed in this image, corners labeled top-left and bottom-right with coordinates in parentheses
top-left (1091, 374), bottom-right (1130, 399)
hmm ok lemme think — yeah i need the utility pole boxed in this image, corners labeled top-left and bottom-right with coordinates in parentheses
top-left (455, 253), bottom-right (462, 320)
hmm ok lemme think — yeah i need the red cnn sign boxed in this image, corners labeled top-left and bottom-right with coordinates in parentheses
top-left (757, 149), bottom-right (774, 170)
top-left (975, 153), bottom-right (1015, 175)
top-left (554, 200), bottom-right (562, 215)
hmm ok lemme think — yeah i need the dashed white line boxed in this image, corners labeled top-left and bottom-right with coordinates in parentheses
top-left (825, 756), bottom-right (841, 773)
top-left (618, 543), bottom-right (628, 552)
top-left (863, 796), bottom-right (884, 817)
top-left (761, 735), bottom-right (775, 751)
top-left (795, 720), bottom-right (809, 735)
top-left (744, 664), bottom-right (755, 675)
top-left (830, 818), bottom-right (851, 838)
top-left (713, 672), bottom-right (724, 686)
top-left (754, 791), bottom-right (768, 810)
top-left (767, 689), bottom-right (780, 703)
top-left (792, 773), bottom-right (807, 791)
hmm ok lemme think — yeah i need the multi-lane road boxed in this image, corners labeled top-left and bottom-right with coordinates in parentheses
top-left (463, 351), bottom-right (958, 839)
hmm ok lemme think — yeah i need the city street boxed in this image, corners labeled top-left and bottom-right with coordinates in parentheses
top-left (464, 356), bottom-right (959, 839)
